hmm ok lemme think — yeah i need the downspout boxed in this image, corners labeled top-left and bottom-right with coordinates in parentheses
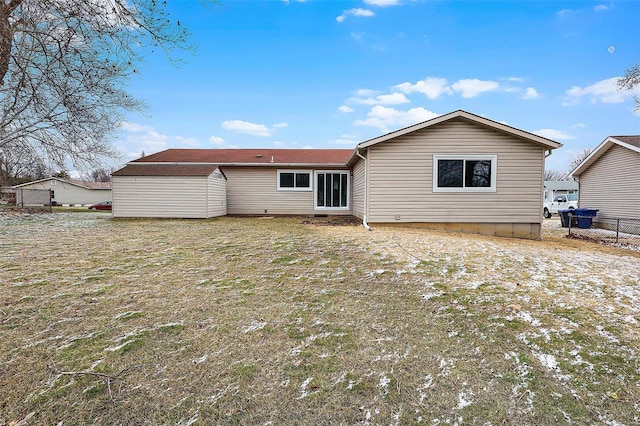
top-left (356, 149), bottom-right (371, 231)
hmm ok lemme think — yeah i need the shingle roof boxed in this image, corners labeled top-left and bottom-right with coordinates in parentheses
top-left (112, 164), bottom-right (219, 177)
top-left (612, 135), bottom-right (640, 147)
top-left (132, 149), bottom-right (353, 165)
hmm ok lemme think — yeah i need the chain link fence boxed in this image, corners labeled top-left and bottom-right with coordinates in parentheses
top-left (565, 212), bottom-right (640, 251)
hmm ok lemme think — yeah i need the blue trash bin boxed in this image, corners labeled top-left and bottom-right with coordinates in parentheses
top-left (575, 208), bottom-right (599, 229)
top-left (558, 209), bottom-right (574, 228)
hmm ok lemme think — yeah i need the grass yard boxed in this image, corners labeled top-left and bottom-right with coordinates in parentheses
top-left (1, 213), bottom-right (639, 425)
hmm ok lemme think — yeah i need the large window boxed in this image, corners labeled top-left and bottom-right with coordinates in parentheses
top-left (277, 170), bottom-right (311, 191)
top-left (433, 155), bottom-right (497, 192)
top-left (315, 171), bottom-right (349, 210)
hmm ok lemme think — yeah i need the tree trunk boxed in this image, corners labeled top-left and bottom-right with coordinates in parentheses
top-left (0, 8), bottom-right (11, 85)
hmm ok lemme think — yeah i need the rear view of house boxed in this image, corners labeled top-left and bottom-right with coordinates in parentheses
top-left (111, 110), bottom-right (561, 239)
top-left (348, 110), bottom-right (561, 239)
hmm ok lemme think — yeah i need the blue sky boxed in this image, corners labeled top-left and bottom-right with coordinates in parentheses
top-left (112, 0), bottom-right (640, 172)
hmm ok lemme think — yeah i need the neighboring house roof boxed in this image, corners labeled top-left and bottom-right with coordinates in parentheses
top-left (571, 135), bottom-right (640, 177)
top-left (347, 110), bottom-right (562, 164)
top-left (12, 177), bottom-right (111, 190)
top-left (132, 149), bottom-right (353, 166)
top-left (544, 180), bottom-right (579, 191)
top-left (112, 164), bottom-right (219, 177)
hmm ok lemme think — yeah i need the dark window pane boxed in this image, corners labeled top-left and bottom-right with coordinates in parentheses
top-left (340, 174), bottom-right (348, 207)
top-left (295, 173), bottom-right (310, 188)
top-left (280, 173), bottom-right (294, 188)
top-left (317, 173), bottom-right (324, 206)
top-left (332, 174), bottom-right (340, 207)
top-left (465, 160), bottom-right (491, 187)
top-left (438, 160), bottom-right (463, 187)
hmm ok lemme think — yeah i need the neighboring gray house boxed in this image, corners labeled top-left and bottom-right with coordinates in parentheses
top-left (111, 110), bottom-right (562, 239)
top-left (544, 180), bottom-right (578, 203)
top-left (12, 177), bottom-right (111, 206)
top-left (570, 135), bottom-right (640, 219)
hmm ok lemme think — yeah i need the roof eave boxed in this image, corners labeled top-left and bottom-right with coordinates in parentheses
top-left (571, 136), bottom-right (640, 177)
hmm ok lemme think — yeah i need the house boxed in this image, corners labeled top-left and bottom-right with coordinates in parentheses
top-left (112, 151), bottom-right (351, 218)
top-left (12, 177), bottom-right (111, 206)
top-left (112, 110), bottom-right (561, 239)
top-left (544, 180), bottom-right (578, 203)
top-left (570, 135), bottom-right (640, 220)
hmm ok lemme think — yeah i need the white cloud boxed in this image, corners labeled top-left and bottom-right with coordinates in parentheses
top-left (208, 136), bottom-right (225, 145)
top-left (394, 77), bottom-right (451, 99)
top-left (364, 0), bottom-right (400, 6)
top-left (533, 129), bottom-right (575, 141)
top-left (350, 32), bottom-right (365, 43)
top-left (507, 77), bottom-right (525, 82)
top-left (594, 4), bottom-right (609, 11)
top-left (338, 105), bottom-right (355, 113)
top-left (273, 140), bottom-right (283, 147)
top-left (354, 105), bottom-right (439, 131)
top-left (117, 121), bottom-right (169, 159)
top-left (451, 79), bottom-right (500, 98)
top-left (556, 9), bottom-right (573, 18)
top-left (564, 77), bottom-right (631, 105)
top-left (221, 120), bottom-right (286, 137)
top-left (351, 92), bottom-right (410, 105)
top-left (571, 123), bottom-right (586, 128)
top-left (175, 136), bottom-right (200, 147)
top-left (523, 87), bottom-right (540, 99)
top-left (336, 8), bottom-right (374, 23)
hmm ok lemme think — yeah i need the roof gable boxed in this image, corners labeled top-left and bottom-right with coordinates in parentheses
top-left (133, 149), bottom-right (353, 166)
top-left (13, 177), bottom-right (111, 190)
top-left (571, 135), bottom-right (640, 176)
top-left (352, 110), bottom-right (562, 154)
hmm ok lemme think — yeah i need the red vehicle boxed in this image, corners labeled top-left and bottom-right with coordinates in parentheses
top-left (88, 201), bottom-right (112, 211)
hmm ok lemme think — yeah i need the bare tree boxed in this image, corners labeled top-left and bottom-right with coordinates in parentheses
top-left (618, 64), bottom-right (640, 110)
top-left (544, 169), bottom-right (569, 181)
top-left (568, 148), bottom-right (592, 172)
top-left (84, 167), bottom-right (113, 182)
top-left (0, 0), bottom-right (215, 176)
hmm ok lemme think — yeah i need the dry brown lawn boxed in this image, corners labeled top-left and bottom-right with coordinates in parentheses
top-left (1, 213), bottom-right (638, 425)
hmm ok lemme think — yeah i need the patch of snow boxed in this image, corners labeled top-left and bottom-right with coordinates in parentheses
top-left (378, 375), bottom-right (391, 395)
top-left (298, 377), bottom-right (318, 399)
top-left (535, 353), bottom-right (558, 370)
top-left (456, 390), bottom-right (473, 409)
top-left (243, 320), bottom-right (267, 333)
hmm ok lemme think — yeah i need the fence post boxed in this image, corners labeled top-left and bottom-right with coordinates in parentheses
top-left (616, 219), bottom-right (620, 243)
top-left (568, 212), bottom-right (572, 235)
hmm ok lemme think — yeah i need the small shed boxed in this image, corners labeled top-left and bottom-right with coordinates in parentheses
top-left (111, 164), bottom-right (227, 218)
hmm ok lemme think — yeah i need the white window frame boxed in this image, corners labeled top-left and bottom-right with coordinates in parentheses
top-left (433, 155), bottom-right (497, 193)
top-left (277, 170), bottom-right (312, 191)
top-left (314, 170), bottom-right (350, 211)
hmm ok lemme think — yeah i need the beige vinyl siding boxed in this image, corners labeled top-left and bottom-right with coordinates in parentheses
top-left (19, 179), bottom-right (110, 206)
top-left (112, 176), bottom-right (209, 218)
top-left (207, 173), bottom-right (227, 217)
top-left (351, 158), bottom-right (365, 219)
top-left (578, 144), bottom-right (640, 219)
top-left (366, 118), bottom-right (545, 224)
top-left (223, 167), bottom-right (352, 216)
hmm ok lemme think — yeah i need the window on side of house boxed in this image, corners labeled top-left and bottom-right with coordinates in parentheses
top-left (315, 171), bottom-right (349, 210)
top-left (277, 170), bottom-right (312, 191)
top-left (433, 155), bottom-right (497, 192)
